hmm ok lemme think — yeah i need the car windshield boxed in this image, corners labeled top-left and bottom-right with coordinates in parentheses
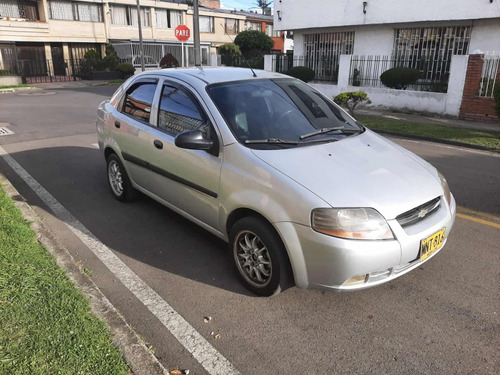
top-left (206, 78), bottom-right (363, 149)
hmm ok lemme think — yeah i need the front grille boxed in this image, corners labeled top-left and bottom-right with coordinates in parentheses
top-left (396, 197), bottom-right (441, 227)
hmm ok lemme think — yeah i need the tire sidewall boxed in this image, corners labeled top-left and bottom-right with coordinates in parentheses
top-left (107, 154), bottom-right (133, 202)
top-left (230, 216), bottom-right (289, 297)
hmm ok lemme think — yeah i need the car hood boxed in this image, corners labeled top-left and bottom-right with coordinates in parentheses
top-left (251, 130), bottom-right (443, 220)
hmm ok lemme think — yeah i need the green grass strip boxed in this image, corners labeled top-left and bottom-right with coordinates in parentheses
top-left (0, 84), bottom-right (33, 89)
top-left (356, 115), bottom-right (500, 149)
top-left (0, 186), bottom-right (129, 375)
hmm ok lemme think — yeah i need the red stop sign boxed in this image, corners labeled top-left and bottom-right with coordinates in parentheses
top-left (175, 25), bottom-right (190, 42)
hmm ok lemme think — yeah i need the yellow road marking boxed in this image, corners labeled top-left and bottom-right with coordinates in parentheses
top-left (457, 206), bottom-right (500, 222)
top-left (456, 213), bottom-right (500, 229)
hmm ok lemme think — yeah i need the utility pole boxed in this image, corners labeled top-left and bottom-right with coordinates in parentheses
top-left (136, 0), bottom-right (145, 71)
top-left (193, 0), bottom-right (201, 66)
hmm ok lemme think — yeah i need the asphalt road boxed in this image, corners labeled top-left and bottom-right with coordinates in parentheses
top-left (0, 86), bottom-right (499, 375)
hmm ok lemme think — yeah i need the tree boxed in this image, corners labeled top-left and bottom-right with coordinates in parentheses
top-left (255, 0), bottom-right (273, 13)
top-left (218, 43), bottom-right (241, 56)
top-left (234, 30), bottom-right (274, 57)
top-left (333, 91), bottom-right (371, 116)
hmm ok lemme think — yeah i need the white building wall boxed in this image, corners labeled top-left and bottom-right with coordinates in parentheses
top-left (274, 0), bottom-right (500, 31)
top-left (469, 19), bottom-right (500, 53)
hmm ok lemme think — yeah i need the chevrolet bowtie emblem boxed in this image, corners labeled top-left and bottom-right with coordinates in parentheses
top-left (418, 208), bottom-right (429, 218)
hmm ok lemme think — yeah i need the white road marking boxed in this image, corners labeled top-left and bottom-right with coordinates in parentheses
top-left (0, 145), bottom-right (240, 375)
top-left (91, 143), bottom-right (99, 148)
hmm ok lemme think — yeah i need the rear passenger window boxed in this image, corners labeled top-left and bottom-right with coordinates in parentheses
top-left (158, 85), bottom-right (207, 135)
top-left (123, 82), bottom-right (157, 122)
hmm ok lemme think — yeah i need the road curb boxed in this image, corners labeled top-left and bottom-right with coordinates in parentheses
top-left (373, 129), bottom-right (500, 153)
top-left (0, 173), bottom-right (168, 375)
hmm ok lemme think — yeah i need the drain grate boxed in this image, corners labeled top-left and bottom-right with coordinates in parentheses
top-left (0, 127), bottom-right (15, 136)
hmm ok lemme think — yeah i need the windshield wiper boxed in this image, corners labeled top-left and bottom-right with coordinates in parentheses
top-left (299, 126), bottom-right (360, 140)
top-left (245, 138), bottom-right (298, 145)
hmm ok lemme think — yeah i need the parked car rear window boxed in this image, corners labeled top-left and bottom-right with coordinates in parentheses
top-left (123, 82), bottom-right (157, 123)
top-left (207, 78), bottom-right (362, 148)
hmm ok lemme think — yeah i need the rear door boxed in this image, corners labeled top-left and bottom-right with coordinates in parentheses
top-left (112, 78), bottom-right (160, 190)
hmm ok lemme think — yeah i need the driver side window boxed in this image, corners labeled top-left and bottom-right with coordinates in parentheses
top-left (158, 84), bottom-right (207, 135)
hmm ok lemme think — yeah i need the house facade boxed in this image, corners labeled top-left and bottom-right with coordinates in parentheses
top-left (0, 0), bottom-right (283, 79)
top-left (272, 0), bottom-right (500, 121)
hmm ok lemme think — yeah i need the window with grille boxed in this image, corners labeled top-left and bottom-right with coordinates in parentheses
top-left (199, 16), bottom-right (213, 33)
top-left (49, 1), bottom-right (102, 22)
top-left (225, 19), bottom-right (238, 35)
top-left (393, 26), bottom-right (471, 60)
top-left (156, 9), bottom-right (182, 29)
top-left (304, 32), bottom-right (355, 58)
top-left (245, 21), bottom-right (261, 31)
top-left (0, 0), bottom-right (39, 21)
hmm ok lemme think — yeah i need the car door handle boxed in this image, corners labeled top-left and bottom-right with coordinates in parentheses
top-left (153, 140), bottom-right (163, 149)
top-left (114, 121), bottom-right (121, 128)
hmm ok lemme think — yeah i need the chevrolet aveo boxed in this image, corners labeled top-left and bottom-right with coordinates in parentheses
top-left (97, 67), bottom-right (456, 296)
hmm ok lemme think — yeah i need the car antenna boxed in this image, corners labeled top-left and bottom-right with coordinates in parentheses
top-left (220, 23), bottom-right (257, 77)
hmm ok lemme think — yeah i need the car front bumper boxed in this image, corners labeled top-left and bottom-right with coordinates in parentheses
top-left (276, 194), bottom-right (456, 291)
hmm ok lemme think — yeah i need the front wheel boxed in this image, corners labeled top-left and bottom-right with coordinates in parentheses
top-left (230, 217), bottom-right (292, 296)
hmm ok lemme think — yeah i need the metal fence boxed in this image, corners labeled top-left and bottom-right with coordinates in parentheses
top-left (272, 55), bottom-right (340, 83)
top-left (220, 55), bottom-right (264, 70)
top-left (479, 54), bottom-right (499, 98)
top-left (112, 42), bottom-right (210, 68)
top-left (349, 55), bottom-right (450, 92)
top-left (0, 58), bottom-right (82, 83)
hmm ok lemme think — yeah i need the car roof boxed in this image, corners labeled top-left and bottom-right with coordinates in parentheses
top-left (135, 67), bottom-right (289, 85)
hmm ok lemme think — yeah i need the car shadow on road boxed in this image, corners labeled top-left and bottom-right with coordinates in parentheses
top-left (7, 145), bottom-right (253, 296)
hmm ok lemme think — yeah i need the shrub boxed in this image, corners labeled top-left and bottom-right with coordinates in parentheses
top-left (285, 66), bottom-right (315, 82)
top-left (494, 83), bottom-right (500, 121)
top-left (219, 43), bottom-right (241, 56)
top-left (333, 91), bottom-right (371, 116)
top-left (0, 69), bottom-right (13, 76)
top-left (380, 67), bottom-right (421, 90)
top-left (103, 44), bottom-right (119, 71)
top-left (115, 63), bottom-right (135, 77)
top-left (159, 53), bottom-right (180, 68)
top-left (84, 49), bottom-right (100, 60)
top-left (234, 30), bottom-right (274, 57)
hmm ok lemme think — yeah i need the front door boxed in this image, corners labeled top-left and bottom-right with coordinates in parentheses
top-left (51, 44), bottom-right (66, 76)
top-left (147, 80), bottom-right (222, 231)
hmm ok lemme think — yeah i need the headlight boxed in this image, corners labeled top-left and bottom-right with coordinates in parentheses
top-left (311, 208), bottom-right (394, 240)
top-left (438, 172), bottom-right (452, 206)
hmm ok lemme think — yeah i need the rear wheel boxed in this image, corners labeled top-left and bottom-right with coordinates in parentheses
top-left (107, 153), bottom-right (137, 202)
top-left (230, 216), bottom-right (292, 296)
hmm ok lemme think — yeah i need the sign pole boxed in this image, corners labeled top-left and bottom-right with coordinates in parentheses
top-left (175, 25), bottom-right (190, 67)
top-left (135, 0), bottom-right (145, 72)
top-left (193, 0), bottom-right (201, 66)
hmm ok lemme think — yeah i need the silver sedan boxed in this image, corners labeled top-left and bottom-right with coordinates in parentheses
top-left (97, 67), bottom-right (456, 296)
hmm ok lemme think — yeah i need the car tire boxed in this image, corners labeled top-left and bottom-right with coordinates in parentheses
top-left (106, 153), bottom-right (137, 202)
top-left (230, 216), bottom-right (292, 297)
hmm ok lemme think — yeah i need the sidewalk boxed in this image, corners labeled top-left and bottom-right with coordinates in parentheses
top-left (356, 108), bottom-right (500, 133)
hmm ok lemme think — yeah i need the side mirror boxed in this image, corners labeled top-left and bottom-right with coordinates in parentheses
top-left (175, 130), bottom-right (213, 151)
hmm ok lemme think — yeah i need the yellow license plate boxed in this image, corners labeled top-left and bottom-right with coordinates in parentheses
top-left (420, 228), bottom-right (446, 261)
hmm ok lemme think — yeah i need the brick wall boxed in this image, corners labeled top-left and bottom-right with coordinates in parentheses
top-left (459, 54), bottom-right (499, 123)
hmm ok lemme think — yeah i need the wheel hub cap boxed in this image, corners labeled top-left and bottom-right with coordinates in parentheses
top-left (234, 231), bottom-right (272, 287)
top-left (108, 160), bottom-right (124, 196)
